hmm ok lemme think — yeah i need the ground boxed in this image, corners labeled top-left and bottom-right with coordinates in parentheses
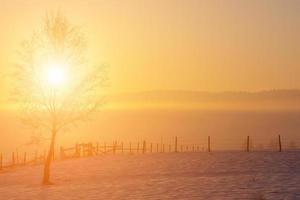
top-left (1, 152), bottom-right (300, 200)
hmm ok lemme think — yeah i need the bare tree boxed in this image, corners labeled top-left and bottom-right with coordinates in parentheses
top-left (12, 11), bottom-right (107, 185)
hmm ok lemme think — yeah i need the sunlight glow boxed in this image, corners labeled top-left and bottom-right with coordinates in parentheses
top-left (44, 63), bottom-right (67, 87)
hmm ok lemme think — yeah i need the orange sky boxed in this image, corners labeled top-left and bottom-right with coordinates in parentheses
top-left (1, 0), bottom-right (300, 109)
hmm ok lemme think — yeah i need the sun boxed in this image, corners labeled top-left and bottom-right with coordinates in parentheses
top-left (43, 62), bottom-right (67, 87)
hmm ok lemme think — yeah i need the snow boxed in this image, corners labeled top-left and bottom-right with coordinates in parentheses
top-left (1, 152), bottom-right (300, 200)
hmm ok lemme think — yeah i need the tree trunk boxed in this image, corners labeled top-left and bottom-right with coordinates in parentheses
top-left (43, 129), bottom-right (56, 185)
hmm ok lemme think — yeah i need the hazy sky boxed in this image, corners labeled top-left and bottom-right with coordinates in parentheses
top-left (0, 0), bottom-right (300, 108)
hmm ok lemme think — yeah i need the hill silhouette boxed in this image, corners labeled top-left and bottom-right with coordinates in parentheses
top-left (106, 89), bottom-right (300, 110)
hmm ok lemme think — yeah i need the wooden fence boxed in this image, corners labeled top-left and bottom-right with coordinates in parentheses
top-left (0, 134), bottom-right (294, 171)
top-left (0, 150), bottom-right (52, 171)
top-left (59, 135), bottom-right (287, 160)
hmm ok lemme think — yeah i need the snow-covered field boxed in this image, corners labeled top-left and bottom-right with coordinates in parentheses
top-left (1, 152), bottom-right (300, 200)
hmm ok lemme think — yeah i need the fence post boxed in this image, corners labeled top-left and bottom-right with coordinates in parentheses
top-left (96, 143), bottom-right (99, 154)
top-left (0, 153), bottom-right (2, 170)
top-left (12, 152), bottom-right (15, 167)
top-left (75, 144), bottom-right (80, 157)
top-left (162, 144), bottom-right (165, 153)
top-left (150, 143), bottom-right (153, 153)
top-left (129, 142), bottom-right (132, 154)
top-left (169, 144), bottom-right (171, 152)
top-left (113, 141), bottom-right (116, 155)
top-left (88, 143), bottom-right (93, 156)
top-left (23, 152), bottom-right (26, 165)
top-left (278, 134), bottom-right (282, 152)
top-left (16, 150), bottom-right (19, 165)
top-left (143, 140), bottom-right (146, 154)
top-left (157, 143), bottom-right (159, 152)
top-left (83, 144), bottom-right (86, 156)
top-left (121, 142), bottom-right (124, 153)
top-left (247, 136), bottom-right (250, 152)
top-left (137, 142), bottom-right (140, 153)
top-left (175, 136), bottom-right (178, 153)
top-left (208, 136), bottom-right (211, 152)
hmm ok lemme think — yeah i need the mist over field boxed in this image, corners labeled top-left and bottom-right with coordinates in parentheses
top-left (1, 90), bottom-right (300, 154)
top-left (107, 89), bottom-right (300, 110)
